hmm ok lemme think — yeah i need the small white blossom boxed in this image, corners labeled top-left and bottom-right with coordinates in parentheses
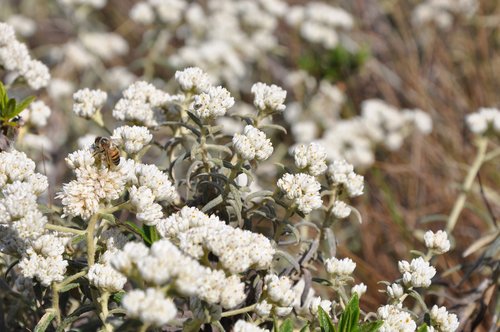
top-left (309, 296), bottom-right (332, 315)
top-left (190, 86), bottom-right (234, 119)
top-left (387, 283), bottom-right (404, 299)
top-left (234, 320), bottom-right (269, 332)
top-left (398, 257), bottom-right (436, 288)
top-left (255, 300), bottom-right (273, 317)
top-left (466, 107), bottom-right (500, 135)
top-left (135, 163), bottom-right (178, 203)
top-left (424, 230), bottom-right (451, 254)
top-left (175, 67), bottom-right (211, 93)
top-left (351, 283), bottom-right (367, 297)
top-left (233, 125), bottom-right (273, 161)
top-left (251, 82), bottom-right (287, 113)
top-left (72, 88), bottom-right (107, 118)
top-left (122, 288), bottom-right (177, 326)
top-left (325, 257), bottom-right (356, 276)
top-left (293, 143), bottom-right (328, 176)
top-left (112, 125), bottom-right (152, 154)
top-left (328, 160), bottom-right (364, 197)
top-left (430, 305), bottom-right (460, 332)
top-left (277, 173), bottom-right (322, 214)
top-left (22, 101), bottom-right (51, 128)
top-left (263, 274), bottom-right (295, 307)
top-left (130, 2), bottom-right (155, 24)
top-left (88, 263), bottom-right (126, 292)
top-left (332, 200), bottom-right (351, 219)
top-left (377, 304), bottom-right (416, 332)
top-left (19, 252), bottom-right (68, 287)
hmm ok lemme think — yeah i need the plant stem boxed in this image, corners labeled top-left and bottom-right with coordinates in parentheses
top-left (221, 304), bottom-right (256, 317)
top-left (446, 137), bottom-right (488, 233)
top-left (52, 282), bottom-right (61, 324)
top-left (44, 224), bottom-right (85, 235)
top-left (274, 206), bottom-right (295, 242)
top-left (100, 200), bottom-right (131, 215)
top-left (87, 213), bottom-right (99, 267)
top-left (139, 322), bottom-right (151, 332)
top-left (58, 270), bottom-right (87, 289)
top-left (98, 291), bottom-right (113, 332)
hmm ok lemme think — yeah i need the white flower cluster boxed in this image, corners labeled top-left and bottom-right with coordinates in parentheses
top-left (18, 234), bottom-right (69, 287)
top-left (429, 305), bottom-right (460, 332)
top-left (465, 107), bottom-right (500, 135)
top-left (377, 304), bottom-right (417, 332)
top-left (291, 278), bottom-right (332, 317)
top-left (57, 0), bottom-right (107, 9)
top-left (111, 125), bottom-right (153, 154)
top-left (88, 262), bottom-right (126, 293)
top-left (413, 0), bottom-right (478, 29)
top-left (256, 274), bottom-right (296, 317)
top-left (156, 206), bottom-right (274, 274)
top-left (277, 173), bottom-right (322, 214)
top-left (130, 0), bottom-right (187, 25)
top-left (113, 81), bottom-right (175, 127)
top-left (21, 100), bottom-right (52, 128)
top-left (111, 239), bottom-right (246, 309)
top-left (233, 320), bottom-right (269, 332)
top-left (286, 2), bottom-right (353, 49)
top-left (0, 22), bottom-right (50, 90)
top-left (72, 88), bottom-right (107, 119)
top-left (79, 32), bottom-right (129, 62)
top-left (251, 82), bottom-right (287, 113)
top-left (6, 15), bottom-right (36, 37)
top-left (424, 230), bottom-right (451, 254)
top-left (398, 257), bottom-right (436, 288)
top-left (122, 288), bottom-right (177, 327)
top-left (233, 125), bottom-right (273, 161)
top-left (324, 257), bottom-right (356, 277)
top-left (351, 283), bottom-right (367, 298)
top-left (0, 151), bottom-right (49, 254)
top-left (328, 160), bottom-right (364, 197)
top-left (57, 149), bottom-right (128, 220)
top-left (319, 100), bottom-right (432, 167)
top-left (190, 85), bottom-right (234, 120)
top-left (293, 143), bottom-right (327, 176)
top-left (386, 283), bottom-right (404, 300)
top-left (175, 67), bottom-right (211, 93)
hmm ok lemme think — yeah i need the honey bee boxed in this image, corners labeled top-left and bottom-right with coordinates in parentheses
top-left (0, 116), bottom-right (22, 152)
top-left (91, 136), bottom-right (121, 169)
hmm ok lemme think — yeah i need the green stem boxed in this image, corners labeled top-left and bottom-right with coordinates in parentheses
top-left (44, 224), bottom-right (85, 235)
top-left (100, 201), bottom-right (131, 215)
top-left (221, 304), bottom-right (256, 318)
top-left (87, 214), bottom-right (99, 267)
top-left (98, 291), bottom-right (113, 332)
top-left (58, 270), bottom-right (87, 289)
top-left (139, 322), bottom-right (151, 332)
top-left (446, 137), bottom-right (488, 233)
top-left (224, 158), bottom-right (243, 195)
top-left (52, 282), bottom-right (61, 324)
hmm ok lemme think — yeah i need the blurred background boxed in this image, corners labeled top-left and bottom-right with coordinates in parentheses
top-left (0, 0), bottom-right (498, 330)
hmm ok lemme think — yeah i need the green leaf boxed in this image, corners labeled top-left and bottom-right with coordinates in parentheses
top-left (338, 293), bottom-right (360, 332)
top-left (278, 318), bottom-right (294, 332)
top-left (417, 324), bottom-right (430, 332)
top-left (125, 221), bottom-right (150, 244)
top-left (58, 282), bottom-right (80, 293)
top-left (112, 291), bottom-right (125, 303)
top-left (13, 95), bottom-right (35, 117)
top-left (359, 321), bottom-right (383, 332)
top-left (187, 111), bottom-right (203, 128)
top-left (4, 98), bottom-right (16, 119)
top-left (201, 194), bottom-right (223, 213)
top-left (300, 323), bottom-right (310, 332)
top-left (34, 311), bottom-right (56, 332)
top-left (317, 306), bottom-right (335, 332)
top-left (143, 224), bottom-right (160, 243)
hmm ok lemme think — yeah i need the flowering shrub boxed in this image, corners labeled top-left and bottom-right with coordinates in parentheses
top-left (0, 0), bottom-right (498, 331)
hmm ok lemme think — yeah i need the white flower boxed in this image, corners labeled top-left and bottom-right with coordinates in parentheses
top-left (220, 275), bottom-right (247, 309)
top-left (135, 163), bottom-right (178, 203)
top-left (190, 86), bottom-right (234, 119)
top-left (332, 200), bottom-right (351, 219)
top-left (19, 252), bottom-right (68, 287)
top-left (325, 257), bottom-right (356, 276)
top-left (465, 108), bottom-right (500, 135)
top-left (22, 60), bottom-right (50, 90)
top-left (255, 300), bottom-right (273, 317)
top-left (251, 82), bottom-right (287, 113)
top-left (277, 173), bottom-right (322, 214)
top-left (122, 288), bottom-right (177, 326)
top-left (175, 67), bottom-right (211, 93)
top-left (263, 274), bottom-right (295, 307)
top-left (72, 88), bottom-right (107, 118)
top-left (398, 257), bottom-right (436, 288)
top-left (430, 305), bottom-right (459, 332)
top-left (234, 320), bottom-right (269, 332)
top-left (377, 304), bottom-right (417, 332)
top-left (293, 143), bottom-right (327, 176)
top-left (112, 125), bottom-right (152, 154)
top-left (31, 234), bottom-right (67, 257)
top-left (351, 283), bottom-right (367, 297)
top-left (0, 22), bottom-right (16, 45)
top-left (88, 263), bottom-right (126, 292)
top-left (22, 100), bottom-right (51, 128)
top-left (309, 296), bottom-right (332, 315)
top-left (233, 125), bottom-right (273, 161)
top-left (65, 149), bottom-right (95, 169)
top-left (130, 2), bottom-right (155, 24)
top-left (387, 283), bottom-right (404, 299)
top-left (424, 230), bottom-right (451, 254)
top-left (80, 32), bottom-right (128, 61)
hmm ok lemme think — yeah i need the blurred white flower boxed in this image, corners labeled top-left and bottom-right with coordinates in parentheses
top-left (324, 257), bottom-right (356, 276)
top-left (72, 88), bottom-right (107, 118)
top-left (251, 82), bottom-right (287, 113)
top-left (424, 230), bottom-right (451, 254)
top-left (175, 67), bottom-right (211, 93)
top-left (88, 263), bottom-right (126, 292)
top-left (122, 288), bottom-right (177, 326)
